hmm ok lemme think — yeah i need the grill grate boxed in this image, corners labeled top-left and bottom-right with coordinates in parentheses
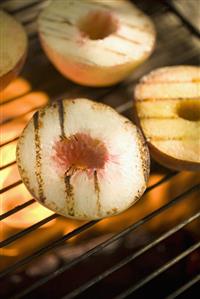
top-left (0, 1), bottom-right (200, 298)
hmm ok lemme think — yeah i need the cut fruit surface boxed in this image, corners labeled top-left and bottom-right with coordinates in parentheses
top-left (17, 98), bottom-right (150, 220)
top-left (134, 66), bottom-right (200, 171)
top-left (38, 0), bottom-right (156, 86)
top-left (0, 10), bottom-right (27, 91)
top-left (53, 133), bottom-right (109, 172)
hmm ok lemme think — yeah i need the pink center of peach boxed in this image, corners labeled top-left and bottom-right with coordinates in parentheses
top-left (53, 133), bottom-right (109, 174)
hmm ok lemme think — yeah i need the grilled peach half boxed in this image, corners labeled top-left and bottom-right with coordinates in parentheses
top-left (134, 66), bottom-right (200, 171)
top-left (16, 98), bottom-right (150, 220)
top-left (38, 0), bottom-right (156, 87)
top-left (0, 10), bottom-right (27, 91)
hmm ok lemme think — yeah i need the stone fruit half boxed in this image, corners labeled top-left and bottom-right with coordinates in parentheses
top-left (38, 0), bottom-right (156, 87)
top-left (0, 10), bottom-right (27, 91)
top-left (134, 65), bottom-right (200, 171)
top-left (16, 98), bottom-right (150, 220)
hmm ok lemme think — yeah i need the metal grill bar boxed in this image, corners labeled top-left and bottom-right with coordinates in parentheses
top-left (0, 172), bottom-right (176, 247)
top-left (0, 199), bottom-right (35, 221)
top-left (0, 180), bottom-right (22, 194)
top-left (2, 0), bottom-right (43, 14)
top-left (0, 160), bottom-right (17, 171)
top-left (0, 137), bottom-right (19, 148)
top-left (165, 274), bottom-right (200, 299)
top-left (0, 91), bottom-right (31, 106)
top-left (2, 107), bottom-right (39, 126)
top-left (0, 220), bottom-right (99, 278)
top-left (10, 184), bottom-right (199, 298)
top-left (0, 214), bottom-right (59, 248)
top-left (61, 212), bottom-right (200, 299)
top-left (165, 0), bottom-right (200, 38)
top-left (115, 242), bottom-right (200, 299)
top-left (0, 173), bottom-right (175, 278)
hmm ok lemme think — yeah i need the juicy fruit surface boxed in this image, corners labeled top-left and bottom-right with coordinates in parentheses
top-left (134, 66), bottom-right (200, 168)
top-left (17, 99), bottom-right (149, 220)
top-left (0, 10), bottom-right (27, 77)
top-left (38, 0), bottom-right (155, 67)
top-left (38, 0), bottom-right (156, 86)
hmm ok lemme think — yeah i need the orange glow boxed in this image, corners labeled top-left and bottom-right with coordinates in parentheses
top-left (1, 91), bottom-right (49, 124)
top-left (1, 76), bottom-right (199, 272)
top-left (0, 77), bottom-right (31, 104)
top-left (0, 91), bottom-right (48, 168)
top-left (0, 140), bottom-right (17, 168)
top-left (1, 165), bottom-right (54, 229)
top-left (1, 164), bottom-right (20, 187)
top-left (1, 248), bottom-right (19, 257)
top-left (1, 111), bottom-right (36, 145)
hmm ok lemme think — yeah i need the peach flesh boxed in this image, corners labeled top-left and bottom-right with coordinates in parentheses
top-left (77, 10), bottom-right (118, 40)
top-left (53, 133), bottom-right (109, 174)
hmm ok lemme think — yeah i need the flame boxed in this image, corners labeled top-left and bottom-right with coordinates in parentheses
top-left (0, 111), bottom-right (34, 145)
top-left (1, 91), bottom-right (49, 124)
top-left (0, 78), bottom-right (31, 104)
top-left (0, 78), bottom-right (45, 145)
top-left (0, 248), bottom-right (19, 257)
top-left (1, 141), bottom-right (17, 168)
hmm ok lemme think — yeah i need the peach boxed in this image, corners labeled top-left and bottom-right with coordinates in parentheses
top-left (0, 10), bottom-right (27, 91)
top-left (38, 0), bottom-right (156, 87)
top-left (16, 98), bottom-right (150, 220)
top-left (134, 66), bottom-right (200, 171)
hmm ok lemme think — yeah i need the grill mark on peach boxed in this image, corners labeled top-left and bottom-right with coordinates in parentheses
top-left (40, 24), bottom-right (74, 42)
top-left (134, 191), bottom-right (143, 204)
top-left (40, 29), bottom-right (71, 42)
top-left (136, 97), bottom-right (200, 102)
top-left (83, 1), bottom-right (111, 10)
top-left (58, 102), bottom-right (75, 216)
top-left (94, 170), bottom-right (101, 215)
top-left (64, 174), bottom-right (75, 216)
top-left (58, 100), bottom-right (65, 138)
top-left (33, 112), bottom-right (45, 203)
top-left (136, 127), bottom-right (150, 184)
top-left (112, 207), bottom-right (118, 213)
top-left (106, 208), bottom-right (118, 216)
top-left (42, 29), bottom-right (97, 64)
top-left (42, 28), bottom-right (98, 64)
top-left (142, 79), bottom-right (200, 84)
top-left (148, 136), bottom-right (198, 141)
top-left (42, 16), bottom-right (73, 26)
top-left (123, 22), bottom-right (153, 33)
top-left (115, 33), bottom-right (142, 45)
top-left (16, 144), bottom-right (30, 190)
top-left (41, 27), bottom-right (105, 65)
top-left (41, 24), bottom-right (63, 34)
top-left (140, 116), bottom-right (179, 119)
top-left (101, 46), bottom-right (126, 57)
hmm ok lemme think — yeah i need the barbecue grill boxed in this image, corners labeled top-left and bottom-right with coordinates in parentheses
top-left (0, 0), bottom-right (200, 298)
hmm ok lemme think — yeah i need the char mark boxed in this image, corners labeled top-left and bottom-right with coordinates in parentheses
top-left (33, 112), bottom-right (45, 203)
